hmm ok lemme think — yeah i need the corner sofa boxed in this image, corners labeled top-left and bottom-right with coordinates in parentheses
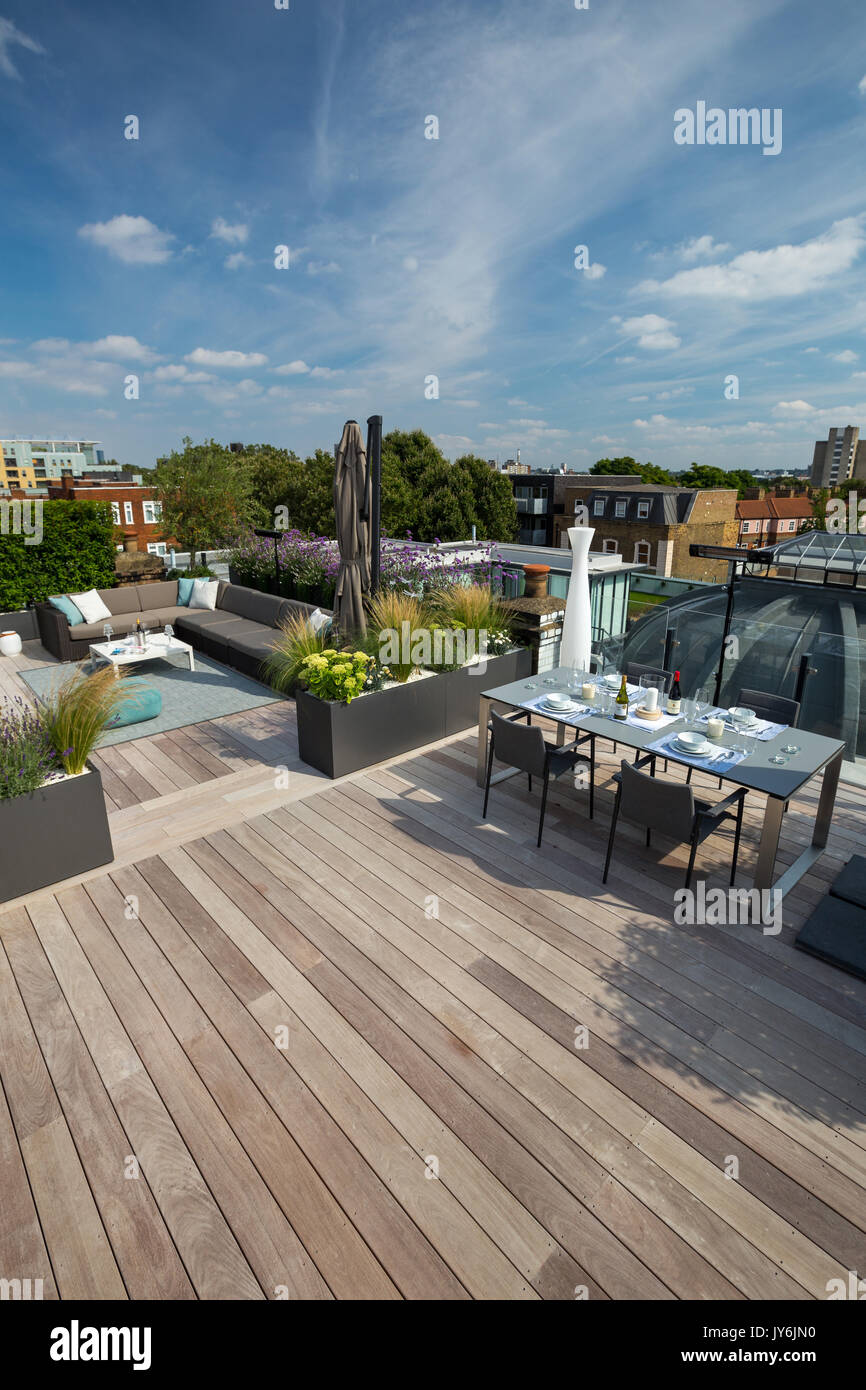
top-left (36, 580), bottom-right (327, 682)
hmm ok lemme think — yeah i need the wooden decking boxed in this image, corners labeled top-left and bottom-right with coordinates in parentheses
top-left (1, 641), bottom-right (865, 1299)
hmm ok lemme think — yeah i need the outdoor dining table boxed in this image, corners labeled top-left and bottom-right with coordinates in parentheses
top-left (477, 665), bottom-right (846, 893)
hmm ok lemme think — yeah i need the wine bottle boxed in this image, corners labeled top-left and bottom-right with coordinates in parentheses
top-left (667, 670), bottom-right (682, 715)
top-left (614, 674), bottom-right (629, 721)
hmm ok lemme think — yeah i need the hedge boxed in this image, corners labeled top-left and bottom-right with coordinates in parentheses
top-left (0, 499), bottom-right (116, 612)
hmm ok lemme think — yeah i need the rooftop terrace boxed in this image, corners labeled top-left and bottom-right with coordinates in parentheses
top-left (1, 636), bottom-right (864, 1299)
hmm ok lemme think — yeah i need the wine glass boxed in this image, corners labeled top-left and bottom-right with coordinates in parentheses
top-left (164, 623), bottom-right (173, 643)
top-left (102, 621), bottom-right (113, 645)
top-left (730, 713), bottom-right (755, 757)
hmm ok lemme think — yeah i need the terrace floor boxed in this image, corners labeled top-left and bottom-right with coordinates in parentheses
top-left (1, 640), bottom-right (865, 1299)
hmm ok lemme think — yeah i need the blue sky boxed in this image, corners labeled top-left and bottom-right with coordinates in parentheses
top-left (1, 0), bottom-right (865, 473)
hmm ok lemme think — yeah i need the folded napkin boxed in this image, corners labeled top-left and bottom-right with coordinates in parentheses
top-left (521, 693), bottom-right (590, 719)
top-left (699, 713), bottom-right (787, 742)
top-left (647, 733), bottom-right (749, 773)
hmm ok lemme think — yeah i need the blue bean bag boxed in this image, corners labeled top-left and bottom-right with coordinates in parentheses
top-left (109, 677), bottom-right (162, 728)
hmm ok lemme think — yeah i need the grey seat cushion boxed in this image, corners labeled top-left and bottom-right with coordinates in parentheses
top-left (102, 587), bottom-right (142, 617)
top-left (219, 584), bottom-right (285, 627)
top-left (136, 580), bottom-right (179, 609)
top-left (227, 628), bottom-right (282, 658)
top-left (139, 606), bottom-right (190, 627)
top-left (74, 615), bottom-right (140, 640)
top-left (175, 609), bottom-right (241, 632)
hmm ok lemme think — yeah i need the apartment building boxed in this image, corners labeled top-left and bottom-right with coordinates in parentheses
top-left (810, 426), bottom-right (866, 487)
top-left (553, 481), bottom-right (739, 582)
top-left (0, 439), bottom-right (111, 490)
top-left (46, 478), bottom-right (174, 553)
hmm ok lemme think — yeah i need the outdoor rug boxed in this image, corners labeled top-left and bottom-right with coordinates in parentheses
top-left (19, 652), bottom-right (283, 748)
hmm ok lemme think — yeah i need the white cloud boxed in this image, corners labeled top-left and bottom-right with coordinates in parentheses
top-left (832, 349), bottom-right (858, 363)
top-left (628, 395), bottom-right (649, 402)
top-left (638, 217), bottom-right (866, 301)
top-left (224, 252), bottom-right (250, 271)
top-left (307, 260), bottom-right (341, 276)
top-left (584, 262), bottom-right (606, 280)
top-left (772, 400), bottom-right (815, 416)
top-left (677, 235), bottom-right (731, 262)
top-left (615, 356), bottom-right (637, 364)
top-left (210, 217), bottom-right (249, 245)
top-left (185, 347), bottom-right (268, 368)
top-left (0, 18), bottom-right (45, 80)
top-left (452, 399), bottom-right (480, 408)
top-left (273, 360), bottom-right (311, 375)
top-left (153, 364), bottom-right (214, 383)
top-left (78, 214), bottom-right (175, 265)
top-left (859, 75), bottom-right (866, 95)
top-left (403, 256), bottom-right (419, 272)
top-left (619, 314), bottom-right (681, 351)
top-left (592, 435), bottom-right (623, 445)
top-left (803, 346), bottom-right (820, 353)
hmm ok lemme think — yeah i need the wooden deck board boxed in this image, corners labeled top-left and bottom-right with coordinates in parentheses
top-left (1, 642), bottom-right (865, 1298)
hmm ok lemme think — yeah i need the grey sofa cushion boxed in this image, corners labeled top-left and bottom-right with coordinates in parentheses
top-left (175, 608), bottom-right (244, 633)
top-left (102, 587), bottom-right (142, 617)
top-left (278, 598), bottom-right (323, 624)
top-left (227, 627), bottom-right (282, 658)
top-left (137, 580), bottom-right (179, 609)
top-left (219, 585), bottom-right (285, 627)
top-left (140, 606), bottom-right (190, 627)
top-left (74, 615), bottom-right (140, 640)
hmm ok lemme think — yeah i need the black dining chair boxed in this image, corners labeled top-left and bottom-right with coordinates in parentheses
top-left (603, 756), bottom-right (747, 889)
top-left (482, 709), bottom-right (595, 847)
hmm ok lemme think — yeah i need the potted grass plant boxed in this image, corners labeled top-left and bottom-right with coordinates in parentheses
top-left (0, 667), bottom-right (133, 903)
top-left (294, 583), bottom-right (530, 778)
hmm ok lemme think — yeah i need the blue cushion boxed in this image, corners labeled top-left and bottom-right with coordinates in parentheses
top-left (177, 577), bottom-right (196, 606)
top-left (49, 594), bottom-right (85, 626)
top-left (109, 678), bottom-right (162, 728)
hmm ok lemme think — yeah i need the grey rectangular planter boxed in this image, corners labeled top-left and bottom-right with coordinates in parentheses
top-left (0, 764), bottom-right (113, 904)
top-left (296, 648), bottom-right (531, 779)
top-left (0, 609), bottom-right (38, 641)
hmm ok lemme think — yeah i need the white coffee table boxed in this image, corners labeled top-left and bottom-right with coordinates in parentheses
top-left (89, 635), bottom-right (195, 676)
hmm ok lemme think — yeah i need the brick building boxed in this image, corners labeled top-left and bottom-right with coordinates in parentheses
top-left (553, 481), bottom-right (739, 582)
top-left (45, 478), bottom-right (174, 554)
top-left (736, 493), bottom-right (814, 548)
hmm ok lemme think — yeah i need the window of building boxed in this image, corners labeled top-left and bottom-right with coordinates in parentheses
top-left (111, 502), bottom-right (121, 525)
top-left (602, 538), bottom-right (618, 554)
top-left (593, 499), bottom-right (605, 516)
top-left (637, 500), bottom-right (650, 520)
top-left (634, 541), bottom-right (651, 565)
top-left (147, 542), bottom-right (167, 556)
top-left (123, 501), bottom-right (134, 525)
top-left (614, 499), bottom-right (627, 518)
top-left (143, 500), bottom-right (162, 524)
top-left (741, 520), bottom-right (750, 533)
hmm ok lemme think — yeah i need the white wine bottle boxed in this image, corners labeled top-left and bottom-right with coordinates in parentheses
top-left (614, 675), bottom-right (629, 721)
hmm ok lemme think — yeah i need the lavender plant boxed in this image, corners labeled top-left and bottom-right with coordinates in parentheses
top-left (0, 697), bottom-right (60, 800)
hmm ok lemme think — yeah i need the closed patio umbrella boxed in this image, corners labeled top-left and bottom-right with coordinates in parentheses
top-left (333, 419), bottom-right (371, 635)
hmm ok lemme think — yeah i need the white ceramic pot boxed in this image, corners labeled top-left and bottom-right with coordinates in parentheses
top-left (0, 631), bottom-right (23, 657)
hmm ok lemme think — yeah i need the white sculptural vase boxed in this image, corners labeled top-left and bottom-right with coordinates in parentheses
top-left (0, 631), bottom-right (22, 657)
top-left (560, 526), bottom-right (594, 671)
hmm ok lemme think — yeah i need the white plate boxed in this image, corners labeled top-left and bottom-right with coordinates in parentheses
top-left (540, 697), bottom-right (577, 713)
top-left (672, 736), bottom-right (711, 756)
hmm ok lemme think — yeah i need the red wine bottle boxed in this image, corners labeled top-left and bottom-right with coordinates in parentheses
top-left (667, 670), bottom-right (682, 715)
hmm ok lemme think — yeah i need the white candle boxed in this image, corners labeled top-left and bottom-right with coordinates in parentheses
top-left (581, 681), bottom-right (595, 700)
top-left (707, 717), bottom-right (724, 740)
top-left (644, 686), bottom-right (659, 712)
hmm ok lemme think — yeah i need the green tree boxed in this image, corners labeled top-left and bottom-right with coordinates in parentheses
top-left (152, 437), bottom-right (257, 553)
top-left (238, 444), bottom-right (304, 526)
top-left (591, 456), bottom-right (675, 485)
top-left (452, 454), bottom-right (519, 541)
